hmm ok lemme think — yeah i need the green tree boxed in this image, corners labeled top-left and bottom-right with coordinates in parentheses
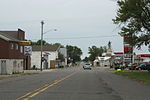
top-left (31, 40), bottom-right (65, 48)
top-left (58, 52), bottom-right (65, 62)
top-left (113, 0), bottom-right (150, 49)
top-left (51, 43), bottom-right (64, 48)
top-left (31, 40), bottom-right (49, 45)
top-left (82, 57), bottom-right (89, 62)
top-left (66, 45), bottom-right (82, 63)
top-left (88, 46), bottom-right (107, 61)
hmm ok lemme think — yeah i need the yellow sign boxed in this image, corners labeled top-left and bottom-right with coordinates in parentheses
top-left (20, 41), bottom-right (31, 45)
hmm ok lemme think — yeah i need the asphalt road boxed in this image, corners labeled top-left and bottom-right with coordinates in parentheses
top-left (0, 67), bottom-right (150, 100)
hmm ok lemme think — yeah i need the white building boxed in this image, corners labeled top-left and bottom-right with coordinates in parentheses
top-left (31, 45), bottom-right (67, 69)
top-left (94, 57), bottom-right (111, 67)
top-left (59, 48), bottom-right (67, 66)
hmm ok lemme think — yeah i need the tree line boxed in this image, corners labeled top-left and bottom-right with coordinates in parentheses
top-left (30, 40), bottom-right (108, 63)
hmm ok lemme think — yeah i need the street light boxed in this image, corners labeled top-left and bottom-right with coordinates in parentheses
top-left (40, 21), bottom-right (57, 71)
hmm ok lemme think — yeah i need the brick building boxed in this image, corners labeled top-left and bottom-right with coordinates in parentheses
top-left (0, 29), bottom-right (30, 74)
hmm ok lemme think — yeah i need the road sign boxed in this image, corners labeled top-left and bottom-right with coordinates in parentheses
top-left (24, 46), bottom-right (32, 56)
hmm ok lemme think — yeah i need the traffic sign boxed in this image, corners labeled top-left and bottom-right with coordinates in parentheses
top-left (24, 46), bottom-right (32, 56)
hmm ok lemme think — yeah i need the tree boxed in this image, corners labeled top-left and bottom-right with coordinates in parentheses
top-left (31, 40), bottom-right (49, 45)
top-left (66, 45), bottom-right (82, 63)
top-left (31, 40), bottom-right (65, 48)
top-left (88, 46), bottom-right (107, 61)
top-left (51, 43), bottom-right (64, 48)
top-left (113, 0), bottom-right (150, 49)
top-left (58, 52), bottom-right (65, 62)
top-left (82, 57), bottom-right (89, 62)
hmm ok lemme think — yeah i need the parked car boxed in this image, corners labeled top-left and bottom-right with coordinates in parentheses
top-left (136, 63), bottom-right (150, 72)
top-left (128, 63), bottom-right (139, 70)
top-left (83, 63), bottom-right (92, 70)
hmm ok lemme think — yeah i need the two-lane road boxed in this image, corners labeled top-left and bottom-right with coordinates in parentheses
top-left (0, 67), bottom-right (150, 100)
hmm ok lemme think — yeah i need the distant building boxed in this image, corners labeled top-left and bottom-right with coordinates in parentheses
top-left (112, 52), bottom-right (150, 65)
top-left (0, 29), bottom-right (31, 74)
top-left (135, 54), bottom-right (150, 63)
top-left (94, 56), bottom-right (111, 67)
top-left (94, 42), bottom-right (114, 67)
top-left (31, 45), bottom-right (67, 69)
top-left (59, 48), bottom-right (67, 66)
top-left (113, 52), bottom-right (124, 64)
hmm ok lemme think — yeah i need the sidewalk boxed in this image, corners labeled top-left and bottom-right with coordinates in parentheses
top-left (24, 68), bottom-right (56, 73)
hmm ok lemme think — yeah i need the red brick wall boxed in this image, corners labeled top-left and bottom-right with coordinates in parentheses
top-left (8, 42), bottom-right (25, 59)
top-left (18, 29), bottom-right (25, 40)
top-left (0, 38), bottom-right (25, 59)
top-left (0, 38), bottom-right (9, 58)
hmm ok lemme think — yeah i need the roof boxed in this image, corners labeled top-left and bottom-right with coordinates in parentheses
top-left (0, 32), bottom-right (19, 42)
top-left (32, 45), bottom-right (60, 52)
top-left (114, 52), bottom-right (124, 55)
top-left (136, 54), bottom-right (150, 58)
top-left (0, 31), bottom-right (18, 39)
top-left (98, 57), bottom-right (111, 61)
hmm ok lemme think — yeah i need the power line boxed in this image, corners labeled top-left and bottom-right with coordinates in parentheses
top-left (30, 35), bottom-right (120, 40)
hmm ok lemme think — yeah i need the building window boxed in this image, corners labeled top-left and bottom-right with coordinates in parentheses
top-left (20, 46), bottom-right (23, 53)
top-left (10, 43), bottom-right (14, 49)
top-left (16, 44), bottom-right (18, 50)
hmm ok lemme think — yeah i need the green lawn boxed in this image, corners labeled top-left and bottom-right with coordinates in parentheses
top-left (114, 71), bottom-right (150, 84)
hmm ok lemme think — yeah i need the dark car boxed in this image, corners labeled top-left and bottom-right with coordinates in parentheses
top-left (128, 63), bottom-right (139, 70)
top-left (136, 63), bottom-right (150, 72)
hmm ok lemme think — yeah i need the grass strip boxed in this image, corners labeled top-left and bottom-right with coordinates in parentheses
top-left (114, 71), bottom-right (150, 84)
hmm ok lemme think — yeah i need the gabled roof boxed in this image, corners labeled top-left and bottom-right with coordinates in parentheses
top-left (32, 45), bottom-right (60, 52)
top-left (0, 31), bottom-right (18, 39)
top-left (0, 32), bottom-right (19, 42)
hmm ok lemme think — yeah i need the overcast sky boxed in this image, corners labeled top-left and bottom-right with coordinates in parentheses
top-left (0, 0), bottom-right (149, 58)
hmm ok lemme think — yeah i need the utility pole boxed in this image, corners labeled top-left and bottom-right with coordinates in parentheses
top-left (40, 21), bottom-right (44, 71)
top-left (132, 47), bottom-right (134, 64)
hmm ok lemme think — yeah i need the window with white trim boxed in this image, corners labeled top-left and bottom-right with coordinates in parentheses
top-left (20, 46), bottom-right (23, 53)
top-left (10, 43), bottom-right (14, 49)
top-left (16, 44), bottom-right (18, 50)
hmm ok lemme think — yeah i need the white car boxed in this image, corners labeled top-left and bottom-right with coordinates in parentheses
top-left (83, 63), bottom-right (92, 70)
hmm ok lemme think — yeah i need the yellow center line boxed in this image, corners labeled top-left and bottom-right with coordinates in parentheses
top-left (15, 81), bottom-right (56, 100)
top-left (16, 72), bottom-right (77, 100)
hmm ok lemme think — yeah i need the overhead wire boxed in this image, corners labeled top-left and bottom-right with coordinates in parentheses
top-left (29, 35), bottom-right (120, 40)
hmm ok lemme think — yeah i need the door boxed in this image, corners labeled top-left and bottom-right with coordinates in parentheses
top-left (50, 60), bottom-right (56, 69)
top-left (13, 61), bottom-right (17, 73)
top-left (1, 60), bottom-right (7, 75)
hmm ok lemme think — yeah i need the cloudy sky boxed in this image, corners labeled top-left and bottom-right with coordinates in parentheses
top-left (0, 0), bottom-right (148, 58)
